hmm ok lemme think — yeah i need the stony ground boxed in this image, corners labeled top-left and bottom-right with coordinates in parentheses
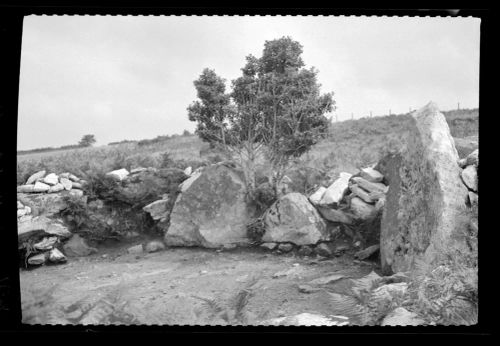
top-left (19, 240), bottom-right (376, 325)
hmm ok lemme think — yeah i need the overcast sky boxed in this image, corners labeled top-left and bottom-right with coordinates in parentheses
top-left (17, 15), bottom-right (480, 150)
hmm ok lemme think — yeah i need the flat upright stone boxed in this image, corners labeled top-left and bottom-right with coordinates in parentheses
top-left (26, 170), bottom-right (46, 185)
top-left (380, 102), bottom-right (469, 274)
top-left (319, 172), bottom-right (352, 206)
top-left (359, 167), bottom-right (384, 183)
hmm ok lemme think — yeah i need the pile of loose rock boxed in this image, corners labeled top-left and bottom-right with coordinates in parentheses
top-left (17, 170), bottom-right (86, 196)
top-left (257, 166), bottom-right (389, 258)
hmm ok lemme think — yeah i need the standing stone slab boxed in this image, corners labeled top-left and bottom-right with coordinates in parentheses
top-left (380, 102), bottom-right (469, 274)
top-left (165, 164), bottom-right (253, 248)
top-left (262, 193), bottom-right (328, 245)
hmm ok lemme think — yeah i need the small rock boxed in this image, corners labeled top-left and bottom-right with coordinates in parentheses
top-left (278, 243), bottom-right (294, 252)
top-left (222, 243), bottom-right (237, 250)
top-left (27, 253), bottom-right (47, 266)
top-left (308, 186), bottom-right (327, 205)
top-left (69, 189), bottom-right (84, 197)
top-left (468, 191), bottom-right (478, 207)
top-left (308, 273), bottom-right (346, 285)
top-left (316, 206), bottom-right (354, 225)
top-left (265, 313), bottom-right (349, 326)
top-left (145, 240), bottom-right (166, 253)
top-left (17, 201), bottom-right (24, 209)
top-left (297, 245), bottom-right (314, 257)
top-left (143, 199), bottom-right (170, 221)
top-left (59, 177), bottom-right (73, 190)
top-left (130, 167), bottom-right (148, 174)
top-left (59, 173), bottom-right (70, 179)
top-left (298, 284), bottom-right (322, 294)
top-left (26, 170), bottom-right (46, 185)
top-left (71, 182), bottom-right (83, 190)
top-left (42, 173), bottom-right (59, 186)
top-left (375, 196), bottom-right (386, 211)
top-left (272, 266), bottom-right (302, 279)
top-left (314, 243), bottom-right (334, 257)
top-left (319, 172), bottom-right (352, 206)
top-left (183, 166), bottom-right (192, 176)
top-left (359, 167), bottom-right (384, 183)
top-left (34, 236), bottom-right (58, 251)
top-left (17, 208), bottom-right (28, 218)
top-left (48, 183), bottom-right (64, 193)
top-left (381, 307), bottom-right (425, 326)
top-left (350, 197), bottom-right (377, 220)
top-left (354, 244), bottom-right (380, 260)
top-left (461, 165), bottom-right (478, 192)
top-left (63, 234), bottom-right (97, 257)
top-left (68, 174), bottom-right (80, 182)
top-left (349, 184), bottom-right (375, 204)
top-left (48, 248), bottom-right (67, 263)
top-left (33, 181), bottom-right (50, 193)
top-left (350, 177), bottom-right (388, 194)
top-left (17, 184), bottom-right (35, 193)
top-left (260, 242), bottom-right (277, 250)
top-left (465, 149), bottom-right (478, 167)
top-left (106, 168), bottom-right (129, 181)
top-left (127, 244), bottom-right (143, 254)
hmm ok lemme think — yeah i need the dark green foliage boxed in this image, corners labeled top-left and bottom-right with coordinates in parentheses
top-left (78, 134), bottom-right (96, 147)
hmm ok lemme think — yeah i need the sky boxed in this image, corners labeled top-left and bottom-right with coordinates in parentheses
top-left (17, 15), bottom-right (480, 150)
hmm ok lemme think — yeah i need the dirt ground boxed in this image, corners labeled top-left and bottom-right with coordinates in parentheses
top-left (19, 239), bottom-right (377, 325)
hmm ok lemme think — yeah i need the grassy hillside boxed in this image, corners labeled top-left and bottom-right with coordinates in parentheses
top-left (17, 108), bottom-right (478, 185)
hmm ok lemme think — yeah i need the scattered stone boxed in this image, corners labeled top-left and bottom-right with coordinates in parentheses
top-left (48, 183), bottom-right (64, 193)
top-left (265, 313), bottom-right (349, 326)
top-left (48, 248), bottom-right (67, 263)
top-left (143, 199), bottom-right (170, 221)
top-left (17, 201), bottom-right (24, 209)
top-left (349, 184), bottom-right (375, 204)
top-left (278, 243), bottom-right (294, 253)
top-left (222, 243), bottom-right (237, 250)
top-left (465, 149), bottom-right (478, 167)
top-left (316, 206), bottom-right (354, 225)
top-left (68, 174), bottom-right (80, 182)
top-left (17, 208), bottom-right (28, 218)
top-left (461, 165), bottom-right (478, 192)
top-left (17, 184), bottom-right (35, 193)
top-left (262, 193), bottom-right (328, 246)
top-left (106, 168), bottom-right (129, 181)
top-left (354, 244), bottom-right (380, 260)
top-left (350, 197), bottom-right (377, 220)
top-left (27, 253), bottom-right (47, 266)
top-left (468, 191), bottom-right (478, 207)
top-left (308, 186), bottom-right (327, 205)
top-left (34, 236), bottom-right (58, 251)
top-left (63, 234), bottom-right (97, 257)
top-left (145, 240), bottom-right (165, 253)
top-left (297, 245), bottom-right (314, 256)
top-left (26, 170), bottom-right (46, 185)
top-left (260, 242), bottom-right (277, 250)
top-left (59, 173), bottom-right (70, 179)
top-left (380, 102), bottom-right (470, 274)
top-left (375, 196), bottom-right (386, 211)
top-left (33, 181), bottom-right (50, 193)
top-left (127, 244), bottom-right (144, 255)
top-left (381, 307), bottom-right (425, 326)
top-left (308, 273), bottom-right (346, 285)
top-left (183, 166), bottom-right (192, 176)
top-left (350, 177), bottom-right (388, 195)
top-left (42, 173), bottom-right (59, 186)
top-left (69, 189), bottom-right (84, 197)
top-left (165, 164), bottom-right (252, 248)
top-left (359, 167), bottom-right (384, 183)
top-left (298, 284), bottom-right (322, 294)
top-left (71, 182), bottom-right (83, 189)
top-left (319, 172), bottom-right (352, 206)
top-left (59, 177), bottom-right (73, 190)
top-left (272, 266), bottom-right (303, 279)
top-left (314, 243), bottom-right (334, 257)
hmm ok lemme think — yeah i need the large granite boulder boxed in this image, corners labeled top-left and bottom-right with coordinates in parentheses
top-left (380, 102), bottom-right (469, 274)
top-left (164, 164), bottom-right (253, 248)
top-left (262, 193), bottom-right (328, 245)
